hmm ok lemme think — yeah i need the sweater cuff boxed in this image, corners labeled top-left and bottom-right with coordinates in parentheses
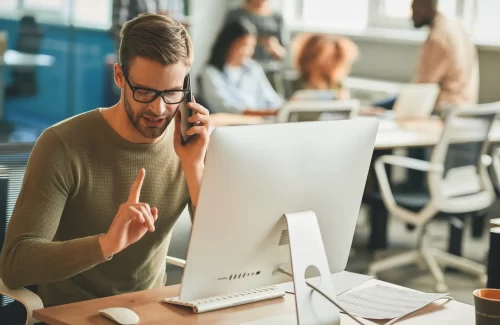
top-left (82, 234), bottom-right (113, 264)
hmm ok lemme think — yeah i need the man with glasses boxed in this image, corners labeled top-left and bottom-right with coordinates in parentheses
top-left (0, 14), bottom-right (210, 308)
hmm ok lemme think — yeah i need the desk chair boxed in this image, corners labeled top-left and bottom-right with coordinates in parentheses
top-left (367, 105), bottom-right (500, 292)
top-left (491, 147), bottom-right (500, 192)
top-left (277, 99), bottom-right (360, 123)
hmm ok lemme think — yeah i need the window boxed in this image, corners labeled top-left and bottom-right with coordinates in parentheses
top-left (285, 0), bottom-right (500, 46)
top-left (0, 0), bottom-right (112, 30)
top-left (381, 0), bottom-right (413, 18)
top-left (71, 0), bottom-right (112, 29)
top-left (0, 0), bottom-right (17, 12)
top-left (474, 0), bottom-right (500, 42)
top-left (286, 0), bottom-right (369, 30)
top-left (369, 0), bottom-right (463, 29)
top-left (24, 0), bottom-right (65, 12)
top-left (380, 0), bottom-right (458, 19)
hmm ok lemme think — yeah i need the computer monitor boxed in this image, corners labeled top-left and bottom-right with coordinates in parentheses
top-left (179, 119), bottom-right (378, 302)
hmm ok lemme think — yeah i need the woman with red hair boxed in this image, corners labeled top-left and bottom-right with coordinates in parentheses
top-left (293, 34), bottom-right (359, 99)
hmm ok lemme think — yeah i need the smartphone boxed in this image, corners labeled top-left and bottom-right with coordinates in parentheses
top-left (180, 73), bottom-right (194, 145)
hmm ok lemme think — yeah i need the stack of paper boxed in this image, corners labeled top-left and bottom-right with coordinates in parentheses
top-left (338, 284), bottom-right (452, 324)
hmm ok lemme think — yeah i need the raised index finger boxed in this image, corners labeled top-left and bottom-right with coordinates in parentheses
top-left (128, 168), bottom-right (145, 203)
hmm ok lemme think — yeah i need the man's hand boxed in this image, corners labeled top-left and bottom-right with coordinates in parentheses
top-left (174, 99), bottom-right (211, 206)
top-left (174, 99), bottom-right (212, 168)
top-left (98, 168), bottom-right (158, 258)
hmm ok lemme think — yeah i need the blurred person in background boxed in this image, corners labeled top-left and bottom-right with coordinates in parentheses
top-left (376, 0), bottom-right (478, 111)
top-left (201, 18), bottom-right (283, 116)
top-left (412, 0), bottom-right (478, 110)
top-left (225, 0), bottom-right (288, 63)
top-left (293, 34), bottom-right (359, 100)
top-left (111, 0), bottom-right (184, 48)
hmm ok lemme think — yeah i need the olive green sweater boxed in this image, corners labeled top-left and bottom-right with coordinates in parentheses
top-left (0, 109), bottom-right (190, 307)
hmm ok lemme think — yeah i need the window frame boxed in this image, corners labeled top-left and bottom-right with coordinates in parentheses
top-left (284, 0), bottom-right (499, 50)
top-left (0, 0), bottom-right (112, 30)
top-left (367, 0), bottom-right (469, 30)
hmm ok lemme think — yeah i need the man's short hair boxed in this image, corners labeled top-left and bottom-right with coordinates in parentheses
top-left (119, 13), bottom-right (193, 69)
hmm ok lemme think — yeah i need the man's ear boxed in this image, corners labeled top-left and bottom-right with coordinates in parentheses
top-left (113, 63), bottom-right (125, 89)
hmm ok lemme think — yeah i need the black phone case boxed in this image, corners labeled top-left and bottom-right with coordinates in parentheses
top-left (180, 74), bottom-right (194, 144)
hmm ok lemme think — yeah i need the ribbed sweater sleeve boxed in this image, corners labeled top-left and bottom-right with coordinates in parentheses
top-left (0, 129), bottom-right (107, 289)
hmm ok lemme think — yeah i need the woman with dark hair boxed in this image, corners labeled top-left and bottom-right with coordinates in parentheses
top-left (201, 19), bottom-right (283, 115)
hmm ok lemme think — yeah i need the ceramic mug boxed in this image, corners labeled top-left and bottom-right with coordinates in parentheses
top-left (473, 288), bottom-right (500, 325)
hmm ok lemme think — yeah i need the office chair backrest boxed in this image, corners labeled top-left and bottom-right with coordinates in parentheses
top-left (491, 147), bottom-right (500, 191)
top-left (281, 69), bottom-right (301, 100)
top-left (0, 145), bottom-right (33, 309)
top-left (6, 16), bottom-right (43, 97)
top-left (428, 103), bottom-right (500, 207)
top-left (277, 99), bottom-right (360, 123)
top-left (16, 16), bottom-right (43, 54)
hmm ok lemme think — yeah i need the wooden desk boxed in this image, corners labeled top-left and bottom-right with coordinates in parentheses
top-left (34, 279), bottom-right (474, 325)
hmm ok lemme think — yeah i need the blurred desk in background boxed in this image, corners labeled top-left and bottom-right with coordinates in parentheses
top-left (278, 67), bottom-right (403, 102)
top-left (211, 113), bottom-right (268, 127)
top-left (211, 114), bottom-right (500, 149)
top-left (0, 49), bottom-right (55, 120)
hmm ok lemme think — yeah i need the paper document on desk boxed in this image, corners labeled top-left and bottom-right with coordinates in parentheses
top-left (279, 271), bottom-right (372, 295)
top-left (338, 284), bottom-right (452, 321)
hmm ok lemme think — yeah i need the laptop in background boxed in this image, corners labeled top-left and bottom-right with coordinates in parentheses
top-left (393, 83), bottom-right (440, 120)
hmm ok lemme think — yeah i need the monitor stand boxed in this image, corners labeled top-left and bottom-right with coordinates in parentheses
top-left (284, 210), bottom-right (341, 325)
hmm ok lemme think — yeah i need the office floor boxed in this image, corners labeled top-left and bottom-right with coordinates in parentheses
top-left (351, 205), bottom-right (491, 305)
top-left (167, 204), bottom-right (495, 306)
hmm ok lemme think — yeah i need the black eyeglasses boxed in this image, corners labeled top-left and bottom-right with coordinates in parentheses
top-left (121, 65), bottom-right (190, 104)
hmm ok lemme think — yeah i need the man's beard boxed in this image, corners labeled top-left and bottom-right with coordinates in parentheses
top-left (124, 96), bottom-right (175, 139)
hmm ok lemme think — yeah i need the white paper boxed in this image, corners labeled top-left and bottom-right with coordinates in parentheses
top-left (338, 284), bottom-right (451, 320)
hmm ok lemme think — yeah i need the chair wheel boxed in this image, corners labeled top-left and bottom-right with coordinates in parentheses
top-left (435, 283), bottom-right (448, 293)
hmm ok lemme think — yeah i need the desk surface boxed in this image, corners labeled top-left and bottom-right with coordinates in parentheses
top-left (33, 279), bottom-right (474, 325)
top-left (211, 113), bottom-right (500, 150)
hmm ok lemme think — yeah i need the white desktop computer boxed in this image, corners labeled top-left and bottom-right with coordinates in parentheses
top-left (163, 119), bottom-right (378, 324)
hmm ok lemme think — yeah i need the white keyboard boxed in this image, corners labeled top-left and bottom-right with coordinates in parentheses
top-left (161, 285), bottom-right (286, 313)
